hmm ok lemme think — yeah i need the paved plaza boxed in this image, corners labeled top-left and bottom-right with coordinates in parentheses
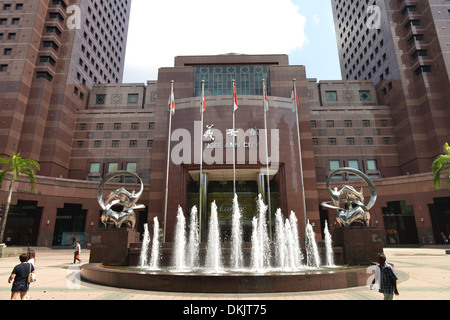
top-left (0, 246), bottom-right (449, 301)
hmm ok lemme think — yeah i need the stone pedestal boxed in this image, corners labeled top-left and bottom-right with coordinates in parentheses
top-left (89, 228), bottom-right (140, 266)
top-left (332, 227), bottom-right (384, 265)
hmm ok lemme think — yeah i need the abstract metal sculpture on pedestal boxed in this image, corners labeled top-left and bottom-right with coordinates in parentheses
top-left (321, 168), bottom-right (377, 228)
top-left (97, 171), bottom-right (145, 229)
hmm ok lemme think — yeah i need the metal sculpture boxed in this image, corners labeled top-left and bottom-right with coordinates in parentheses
top-left (97, 171), bottom-right (145, 229)
top-left (321, 168), bottom-right (377, 228)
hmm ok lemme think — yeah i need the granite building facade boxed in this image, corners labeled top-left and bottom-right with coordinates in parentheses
top-left (0, 0), bottom-right (131, 178)
top-left (332, 0), bottom-right (450, 176)
top-left (0, 2), bottom-right (449, 248)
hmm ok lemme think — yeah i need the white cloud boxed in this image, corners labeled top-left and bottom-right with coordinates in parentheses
top-left (123, 0), bottom-right (307, 83)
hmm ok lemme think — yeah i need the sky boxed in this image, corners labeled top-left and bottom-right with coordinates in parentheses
top-left (122, 0), bottom-right (342, 84)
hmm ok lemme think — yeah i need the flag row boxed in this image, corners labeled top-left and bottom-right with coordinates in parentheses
top-left (168, 80), bottom-right (300, 116)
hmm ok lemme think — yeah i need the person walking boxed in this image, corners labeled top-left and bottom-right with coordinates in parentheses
top-left (8, 253), bottom-right (36, 300)
top-left (371, 252), bottom-right (399, 300)
top-left (24, 250), bottom-right (36, 300)
top-left (74, 240), bottom-right (81, 264)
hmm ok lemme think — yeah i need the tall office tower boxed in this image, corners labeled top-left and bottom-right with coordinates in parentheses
top-left (0, 0), bottom-right (131, 177)
top-left (331, 0), bottom-right (450, 175)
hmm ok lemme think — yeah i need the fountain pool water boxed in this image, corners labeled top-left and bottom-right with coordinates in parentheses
top-left (81, 194), bottom-right (370, 293)
top-left (139, 194), bottom-right (330, 273)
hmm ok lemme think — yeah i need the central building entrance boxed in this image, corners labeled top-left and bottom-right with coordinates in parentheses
top-left (186, 168), bottom-right (280, 242)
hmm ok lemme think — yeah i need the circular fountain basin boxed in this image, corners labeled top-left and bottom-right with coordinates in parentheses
top-left (81, 264), bottom-right (369, 293)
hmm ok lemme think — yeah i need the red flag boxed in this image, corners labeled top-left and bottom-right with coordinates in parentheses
top-left (201, 88), bottom-right (206, 113)
top-left (263, 82), bottom-right (269, 112)
top-left (168, 85), bottom-right (175, 115)
top-left (233, 82), bottom-right (238, 112)
top-left (291, 85), bottom-right (298, 112)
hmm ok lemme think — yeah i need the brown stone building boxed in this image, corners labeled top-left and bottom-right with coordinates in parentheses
top-left (332, 0), bottom-right (450, 175)
top-left (0, 1), bottom-right (449, 248)
top-left (0, 0), bottom-right (131, 178)
top-left (1, 52), bottom-right (449, 247)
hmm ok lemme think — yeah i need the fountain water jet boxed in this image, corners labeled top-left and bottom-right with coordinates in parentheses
top-left (230, 194), bottom-right (243, 270)
top-left (139, 223), bottom-right (150, 267)
top-left (149, 217), bottom-right (160, 270)
top-left (187, 206), bottom-right (200, 269)
top-left (305, 220), bottom-right (321, 268)
top-left (251, 195), bottom-right (271, 271)
top-left (173, 206), bottom-right (187, 271)
top-left (324, 220), bottom-right (335, 267)
top-left (205, 201), bottom-right (223, 272)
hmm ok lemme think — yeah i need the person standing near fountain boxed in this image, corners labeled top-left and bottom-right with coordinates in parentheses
top-left (371, 253), bottom-right (399, 300)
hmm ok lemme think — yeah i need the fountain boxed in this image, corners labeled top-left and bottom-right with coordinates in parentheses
top-left (173, 206), bottom-right (187, 271)
top-left (305, 220), bottom-right (321, 268)
top-left (205, 201), bottom-right (223, 272)
top-left (187, 206), bottom-right (200, 269)
top-left (230, 194), bottom-right (243, 270)
top-left (139, 223), bottom-right (150, 267)
top-left (149, 217), bottom-right (160, 270)
top-left (82, 193), bottom-right (372, 293)
top-left (324, 220), bottom-right (336, 267)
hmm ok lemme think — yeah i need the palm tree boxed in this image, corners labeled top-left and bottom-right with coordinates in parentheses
top-left (0, 153), bottom-right (40, 244)
top-left (432, 142), bottom-right (450, 189)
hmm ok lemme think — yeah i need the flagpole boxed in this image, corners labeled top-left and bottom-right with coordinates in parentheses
top-left (199, 80), bottom-right (205, 243)
top-left (163, 80), bottom-right (174, 243)
top-left (263, 79), bottom-right (272, 240)
top-left (293, 79), bottom-right (308, 228)
top-left (232, 79), bottom-right (237, 196)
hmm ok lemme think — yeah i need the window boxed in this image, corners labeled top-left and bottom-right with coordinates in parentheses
top-left (114, 123), bottom-right (121, 130)
top-left (124, 163), bottom-right (137, 183)
top-left (310, 120), bottom-right (316, 128)
top-left (326, 120), bottom-right (335, 128)
top-left (94, 140), bottom-right (102, 148)
top-left (344, 120), bottom-right (352, 128)
top-left (383, 137), bottom-right (391, 145)
top-left (348, 160), bottom-right (359, 170)
top-left (347, 137), bottom-right (355, 145)
top-left (112, 140), bottom-right (120, 148)
top-left (328, 138), bottom-right (337, 145)
top-left (108, 163), bottom-right (119, 173)
top-left (131, 123), bottom-right (139, 130)
top-left (129, 140), bottom-right (138, 148)
top-left (365, 137), bottom-right (374, 145)
top-left (8, 33), bottom-right (15, 40)
top-left (367, 160), bottom-right (378, 170)
top-left (40, 56), bottom-right (56, 66)
top-left (415, 65), bottom-right (431, 76)
top-left (362, 120), bottom-right (371, 127)
top-left (380, 120), bottom-right (388, 127)
top-left (126, 163), bottom-right (137, 172)
top-left (90, 163), bottom-right (101, 173)
top-left (0, 64), bottom-right (8, 72)
top-left (312, 138), bottom-right (318, 146)
top-left (12, 18), bottom-right (20, 25)
top-left (43, 40), bottom-right (59, 51)
top-left (96, 123), bottom-right (104, 130)
top-left (330, 160), bottom-right (340, 170)
top-left (4, 48), bottom-right (12, 56)
top-left (76, 141), bottom-right (84, 148)
top-left (149, 122), bottom-right (155, 130)
top-left (193, 65), bottom-right (269, 97)
top-left (147, 140), bottom-right (154, 148)
top-left (79, 123), bottom-right (87, 131)
top-left (36, 72), bottom-right (53, 81)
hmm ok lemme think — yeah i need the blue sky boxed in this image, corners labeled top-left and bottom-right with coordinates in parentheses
top-left (123, 0), bottom-right (342, 83)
